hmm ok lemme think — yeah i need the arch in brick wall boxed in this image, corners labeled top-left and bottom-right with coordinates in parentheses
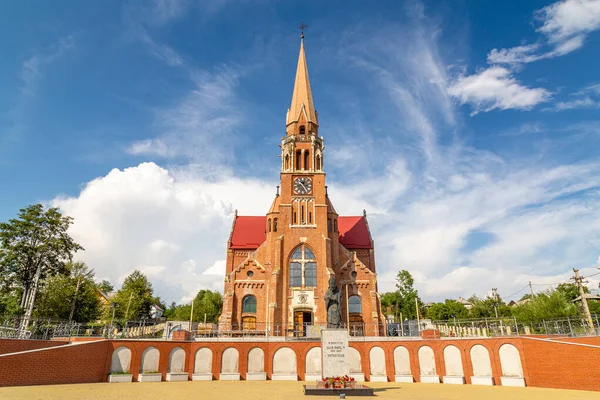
top-left (418, 346), bottom-right (437, 376)
top-left (110, 346), bottom-right (132, 373)
top-left (393, 346), bottom-right (411, 376)
top-left (443, 345), bottom-right (463, 377)
top-left (272, 347), bottom-right (297, 374)
top-left (194, 347), bottom-right (213, 374)
top-left (140, 346), bottom-right (160, 373)
top-left (349, 347), bottom-right (362, 373)
top-left (248, 347), bottom-right (265, 373)
top-left (169, 347), bottom-right (186, 373)
top-left (470, 344), bottom-right (492, 376)
top-left (499, 344), bottom-right (523, 378)
top-left (369, 346), bottom-right (386, 376)
top-left (221, 348), bottom-right (239, 374)
top-left (305, 347), bottom-right (321, 375)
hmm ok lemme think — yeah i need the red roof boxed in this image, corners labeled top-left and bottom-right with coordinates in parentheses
top-left (229, 215), bottom-right (371, 249)
top-left (338, 216), bottom-right (372, 249)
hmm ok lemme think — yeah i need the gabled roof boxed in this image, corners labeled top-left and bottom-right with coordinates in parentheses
top-left (229, 215), bottom-right (372, 249)
top-left (230, 216), bottom-right (267, 249)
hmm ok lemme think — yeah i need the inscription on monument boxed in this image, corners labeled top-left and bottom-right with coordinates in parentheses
top-left (321, 329), bottom-right (349, 378)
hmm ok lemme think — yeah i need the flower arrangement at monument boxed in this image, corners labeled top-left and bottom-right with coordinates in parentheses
top-left (320, 375), bottom-right (355, 389)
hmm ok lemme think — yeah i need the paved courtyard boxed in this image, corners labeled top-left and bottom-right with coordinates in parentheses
top-left (0, 381), bottom-right (597, 400)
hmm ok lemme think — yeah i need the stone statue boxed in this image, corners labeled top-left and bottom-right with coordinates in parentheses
top-left (324, 275), bottom-right (342, 328)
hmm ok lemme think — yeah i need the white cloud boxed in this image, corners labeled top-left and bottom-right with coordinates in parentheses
top-left (546, 83), bottom-right (600, 111)
top-left (488, 0), bottom-right (600, 66)
top-left (448, 67), bottom-right (551, 114)
top-left (52, 162), bottom-right (276, 303)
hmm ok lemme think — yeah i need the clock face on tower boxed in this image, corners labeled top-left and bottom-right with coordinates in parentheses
top-left (293, 177), bottom-right (312, 195)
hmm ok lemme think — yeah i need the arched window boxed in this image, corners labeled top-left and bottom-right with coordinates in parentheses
top-left (304, 151), bottom-right (310, 170)
top-left (289, 245), bottom-right (317, 287)
top-left (348, 296), bottom-right (362, 314)
top-left (296, 151), bottom-right (301, 170)
top-left (273, 218), bottom-right (278, 232)
top-left (316, 154), bottom-right (321, 171)
top-left (267, 218), bottom-right (272, 232)
top-left (284, 154), bottom-right (290, 170)
top-left (242, 295), bottom-right (257, 313)
top-left (299, 125), bottom-right (306, 135)
top-left (334, 219), bottom-right (338, 232)
top-left (328, 218), bottom-right (332, 234)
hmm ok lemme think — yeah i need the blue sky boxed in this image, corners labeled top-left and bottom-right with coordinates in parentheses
top-left (1, 0), bottom-right (600, 304)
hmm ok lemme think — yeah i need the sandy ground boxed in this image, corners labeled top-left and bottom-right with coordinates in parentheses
top-left (0, 381), bottom-right (597, 400)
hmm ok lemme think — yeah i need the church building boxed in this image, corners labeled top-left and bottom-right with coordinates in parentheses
top-left (218, 35), bottom-right (385, 336)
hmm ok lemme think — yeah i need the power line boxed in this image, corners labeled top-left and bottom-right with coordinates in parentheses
top-left (503, 284), bottom-right (530, 300)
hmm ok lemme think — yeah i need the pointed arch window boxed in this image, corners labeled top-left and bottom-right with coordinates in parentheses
top-left (316, 154), bottom-right (321, 171)
top-left (273, 218), bottom-right (278, 232)
top-left (289, 245), bottom-right (317, 288)
top-left (299, 125), bottom-right (306, 135)
top-left (242, 295), bottom-right (257, 313)
top-left (267, 218), bottom-right (272, 232)
top-left (284, 154), bottom-right (290, 170)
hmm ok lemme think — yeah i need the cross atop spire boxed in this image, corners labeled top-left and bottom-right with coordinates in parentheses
top-left (299, 21), bottom-right (308, 40)
top-left (286, 30), bottom-right (318, 129)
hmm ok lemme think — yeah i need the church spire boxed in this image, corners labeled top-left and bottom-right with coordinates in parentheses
top-left (286, 35), bottom-right (318, 128)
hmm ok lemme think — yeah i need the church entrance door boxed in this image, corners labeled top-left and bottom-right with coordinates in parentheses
top-left (293, 310), bottom-right (313, 337)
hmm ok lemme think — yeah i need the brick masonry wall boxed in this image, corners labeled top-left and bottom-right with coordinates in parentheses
top-left (0, 340), bottom-right (111, 387)
top-left (0, 339), bottom-right (68, 355)
top-left (1, 336), bottom-right (600, 391)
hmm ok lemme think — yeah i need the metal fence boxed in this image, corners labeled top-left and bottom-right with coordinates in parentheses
top-left (432, 315), bottom-right (600, 338)
top-left (2, 314), bottom-right (599, 341)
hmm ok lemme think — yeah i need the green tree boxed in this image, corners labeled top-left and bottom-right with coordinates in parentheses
top-left (0, 204), bottom-right (83, 316)
top-left (35, 262), bottom-right (101, 322)
top-left (468, 295), bottom-right (511, 318)
top-left (192, 290), bottom-right (223, 323)
top-left (426, 299), bottom-right (469, 321)
top-left (555, 283), bottom-right (588, 302)
top-left (380, 270), bottom-right (422, 320)
top-left (511, 289), bottom-right (580, 322)
top-left (111, 270), bottom-right (155, 319)
top-left (97, 280), bottom-right (114, 293)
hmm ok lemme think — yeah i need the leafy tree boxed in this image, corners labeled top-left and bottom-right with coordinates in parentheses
top-left (468, 295), bottom-right (511, 318)
top-left (425, 299), bottom-right (469, 321)
top-left (555, 283), bottom-right (588, 302)
top-left (380, 270), bottom-right (422, 320)
top-left (97, 280), bottom-right (114, 293)
top-left (192, 290), bottom-right (222, 323)
top-left (35, 262), bottom-right (101, 322)
top-left (0, 204), bottom-right (83, 316)
top-left (511, 289), bottom-right (580, 322)
top-left (111, 270), bottom-right (156, 319)
top-left (588, 300), bottom-right (600, 316)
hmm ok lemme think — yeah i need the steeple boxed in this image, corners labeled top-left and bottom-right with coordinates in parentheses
top-left (286, 39), bottom-right (318, 129)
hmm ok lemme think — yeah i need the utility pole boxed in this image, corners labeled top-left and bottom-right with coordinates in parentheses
top-left (492, 288), bottom-right (499, 318)
top-left (572, 269), bottom-right (594, 330)
top-left (529, 281), bottom-right (535, 297)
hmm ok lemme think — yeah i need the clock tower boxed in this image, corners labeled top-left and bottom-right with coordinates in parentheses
top-left (219, 35), bottom-right (384, 336)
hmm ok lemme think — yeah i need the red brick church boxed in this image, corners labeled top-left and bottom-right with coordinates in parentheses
top-left (218, 36), bottom-right (385, 336)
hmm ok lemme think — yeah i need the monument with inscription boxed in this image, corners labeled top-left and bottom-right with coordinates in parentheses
top-left (321, 329), bottom-right (349, 378)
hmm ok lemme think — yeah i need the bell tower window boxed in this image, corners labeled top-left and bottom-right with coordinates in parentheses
top-left (304, 151), bottom-right (310, 171)
top-left (299, 125), bottom-right (306, 135)
top-left (296, 151), bottom-right (301, 171)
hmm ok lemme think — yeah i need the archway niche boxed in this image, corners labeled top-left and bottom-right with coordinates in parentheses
top-left (305, 347), bottom-right (321, 381)
top-left (220, 347), bottom-right (240, 380)
top-left (138, 346), bottom-right (161, 382)
top-left (369, 346), bottom-right (387, 382)
top-left (272, 347), bottom-right (297, 381)
top-left (442, 345), bottom-right (464, 384)
top-left (499, 344), bottom-right (525, 387)
top-left (166, 347), bottom-right (188, 381)
top-left (418, 346), bottom-right (440, 383)
top-left (192, 347), bottom-right (213, 381)
top-left (349, 347), bottom-right (365, 382)
top-left (247, 347), bottom-right (266, 381)
top-left (110, 346), bottom-right (131, 373)
top-left (470, 344), bottom-right (494, 385)
top-left (393, 346), bottom-right (413, 382)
